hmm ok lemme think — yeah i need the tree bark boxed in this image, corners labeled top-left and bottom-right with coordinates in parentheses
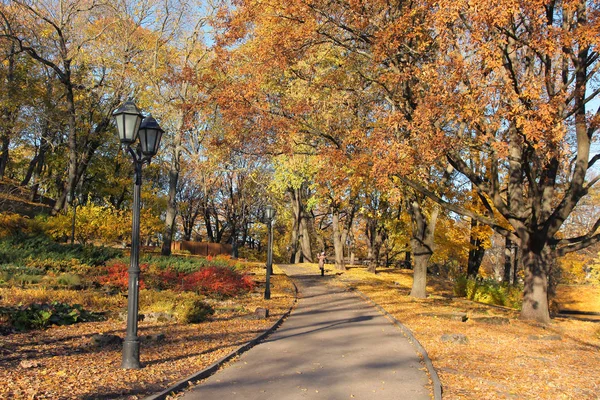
top-left (467, 218), bottom-right (485, 277)
top-left (331, 203), bottom-right (355, 271)
top-left (0, 47), bottom-right (17, 180)
top-left (503, 237), bottom-right (513, 283)
top-left (289, 187), bottom-right (301, 263)
top-left (299, 209), bottom-right (313, 262)
top-left (520, 236), bottom-right (550, 323)
top-left (0, 135), bottom-right (9, 180)
top-left (408, 197), bottom-right (439, 298)
top-left (161, 167), bottom-right (179, 255)
top-left (332, 208), bottom-right (345, 270)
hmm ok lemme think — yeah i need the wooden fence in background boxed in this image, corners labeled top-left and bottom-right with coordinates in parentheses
top-left (171, 241), bottom-right (232, 257)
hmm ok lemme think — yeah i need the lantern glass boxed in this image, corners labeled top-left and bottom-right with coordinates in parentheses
top-left (265, 205), bottom-right (275, 220)
top-left (138, 116), bottom-right (164, 157)
top-left (113, 101), bottom-right (143, 145)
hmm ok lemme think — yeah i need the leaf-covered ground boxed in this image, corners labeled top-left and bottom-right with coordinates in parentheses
top-left (0, 267), bottom-right (295, 400)
top-left (322, 264), bottom-right (600, 400)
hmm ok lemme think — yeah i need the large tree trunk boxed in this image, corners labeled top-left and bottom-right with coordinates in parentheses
top-left (161, 118), bottom-right (184, 255)
top-left (366, 217), bottom-right (385, 274)
top-left (331, 204), bottom-right (355, 271)
top-left (299, 211), bottom-right (313, 262)
top-left (289, 187), bottom-right (301, 263)
top-left (204, 207), bottom-right (215, 242)
top-left (332, 208), bottom-right (345, 270)
top-left (408, 198), bottom-right (439, 298)
top-left (467, 218), bottom-right (485, 277)
top-left (520, 236), bottom-right (551, 323)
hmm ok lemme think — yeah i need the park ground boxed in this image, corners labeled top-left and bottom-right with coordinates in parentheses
top-left (1, 262), bottom-right (599, 399)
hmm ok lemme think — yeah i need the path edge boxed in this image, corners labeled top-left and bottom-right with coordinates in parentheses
top-left (144, 280), bottom-right (299, 400)
top-left (353, 289), bottom-right (443, 400)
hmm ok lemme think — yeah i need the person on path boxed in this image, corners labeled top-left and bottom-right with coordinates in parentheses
top-left (317, 252), bottom-right (327, 276)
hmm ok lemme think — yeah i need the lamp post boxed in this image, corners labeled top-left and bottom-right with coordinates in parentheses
top-left (264, 205), bottom-right (276, 300)
top-left (113, 100), bottom-right (163, 369)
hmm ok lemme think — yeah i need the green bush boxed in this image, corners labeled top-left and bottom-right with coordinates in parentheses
top-left (138, 254), bottom-right (205, 273)
top-left (453, 275), bottom-right (468, 297)
top-left (56, 273), bottom-right (82, 288)
top-left (178, 299), bottom-right (214, 324)
top-left (139, 290), bottom-right (215, 324)
top-left (0, 270), bottom-right (10, 284)
top-left (0, 301), bottom-right (104, 331)
top-left (0, 234), bottom-right (120, 270)
top-left (453, 275), bottom-right (522, 309)
top-left (14, 274), bottom-right (43, 285)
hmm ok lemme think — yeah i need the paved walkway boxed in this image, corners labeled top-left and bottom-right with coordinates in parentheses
top-left (180, 264), bottom-right (431, 399)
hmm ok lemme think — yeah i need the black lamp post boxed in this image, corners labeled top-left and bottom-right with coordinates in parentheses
top-left (113, 100), bottom-right (163, 369)
top-left (264, 205), bottom-right (276, 300)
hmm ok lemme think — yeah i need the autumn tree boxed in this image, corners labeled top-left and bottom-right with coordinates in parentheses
top-left (411, 0), bottom-right (600, 322)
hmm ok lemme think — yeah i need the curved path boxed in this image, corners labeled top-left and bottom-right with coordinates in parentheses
top-left (180, 264), bottom-right (431, 399)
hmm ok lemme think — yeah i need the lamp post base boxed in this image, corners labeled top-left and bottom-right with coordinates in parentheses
top-left (121, 339), bottom-right (141, 369)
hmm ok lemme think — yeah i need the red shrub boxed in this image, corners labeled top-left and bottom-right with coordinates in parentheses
top-left (145, 268), bottom-right (185, 290)
top-left (182, 266), bottom-right (255, 297)
top-left (97, 261), bottom-right (146, 290)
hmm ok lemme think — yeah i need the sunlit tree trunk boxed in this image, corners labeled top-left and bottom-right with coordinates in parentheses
top-left (161, 162), bottom-right (180, 255)
top-left (332, 208), bottom-right (345, 270)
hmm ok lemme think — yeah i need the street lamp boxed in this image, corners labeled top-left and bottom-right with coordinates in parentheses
top-left (264, 205), bottom-right (276, 300)
top-left (113, 100), bottom-right (164, 369)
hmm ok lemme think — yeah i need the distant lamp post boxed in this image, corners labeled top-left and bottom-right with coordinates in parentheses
top-left (113, 100), bottom-right (163, 369)
top-left (264, 205), bottom-right (276, 300)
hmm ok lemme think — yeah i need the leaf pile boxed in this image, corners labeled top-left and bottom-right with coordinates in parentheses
top-left (0, 270), bottom-right (295, 399)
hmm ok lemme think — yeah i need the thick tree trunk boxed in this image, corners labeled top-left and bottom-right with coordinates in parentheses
top-left (331, 204), bottom-right (355, 271)
top-left (299, 211), bottom-right (313, 262)
top-left (161, 118), bottom-right (184, 255)
top-left (520, 239), bottom-right (551, 323)
top-left (410, 243), bottom-right (430, 298)
top-left (408, 198), bottom-right (439, 298)
top-left (332, 209), bottom-right (345, 270)
top-left (467, 218), bottom-right (485, 277)
top-left (289, 188), bottom-right (301, 263)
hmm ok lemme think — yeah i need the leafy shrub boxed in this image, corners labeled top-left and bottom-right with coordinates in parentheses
top-left (14, 274), bottom-right (43, 285)
top-left (178, 300), bottom-right (214, 323)
top-left (182, 266), bottom-right (255, 297)
top-left (453, 276), bottom-right (522, 309)
top-left (0, 270), bottom-right (10, 284)
top-left (0, 234), bottom-right (120, 270)
top-left (139, 290), bottom-right (212, 323)
top-left (453, 275), bottom-right (469, 297)
top-left (143, 264), bottom-right (185, 290)
top-left (41, 203), bottom-right (163, 246)
top-left (0, 301), bottom-right (104, 331)
top-left (56, 273), bottom-right (82, 288)
top-left (0, 287), bottom-right (124, 311)
top-left (140, 255), bottom-right (205, 274)
top-left (97, 261), bottom-right (147, 290)
top-left (0, 213), bottom-right (43, 238)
